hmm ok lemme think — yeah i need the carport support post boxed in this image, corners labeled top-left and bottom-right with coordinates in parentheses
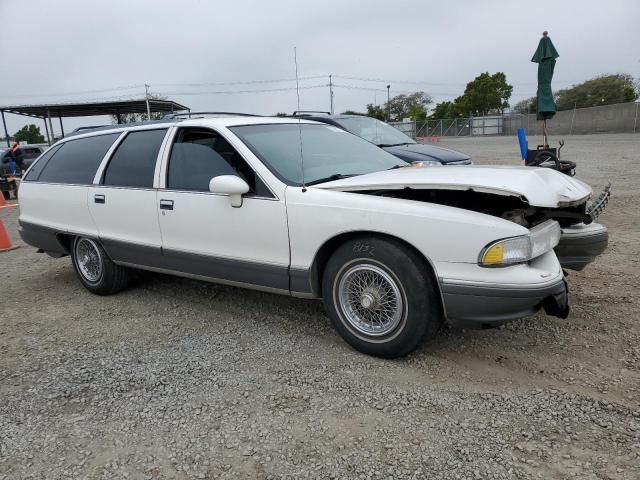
top-left (1, 110), bottom-right (9, 147)
top-left (58, 115), bottom-right (65, 138)
top-left (43, 117), bottom-right (51, 145)
top-left (46, 110), bottom-right (54, 143)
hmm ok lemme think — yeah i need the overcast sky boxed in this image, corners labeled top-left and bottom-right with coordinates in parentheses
top-left (1, 0), bottom-right (638, 139)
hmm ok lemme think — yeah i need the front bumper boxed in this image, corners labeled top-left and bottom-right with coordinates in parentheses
top-left (556, 222), bottom-right (608, 271)
top-left (441, 278), bottom-right (569, 328)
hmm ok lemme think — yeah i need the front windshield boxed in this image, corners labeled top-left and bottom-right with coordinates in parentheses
top-left (333, 116), bottom-right (416, 146)
top-left (231, 123), bottom-right (402, 185)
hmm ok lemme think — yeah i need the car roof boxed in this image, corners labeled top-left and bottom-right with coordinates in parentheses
top-left (59, 116), bottom-right (323, 144)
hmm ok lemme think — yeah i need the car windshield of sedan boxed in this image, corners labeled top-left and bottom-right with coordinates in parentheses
top-left (332, 116), bottom-right (416, 147)
top-left (231, 123), bottom-right (402, 186)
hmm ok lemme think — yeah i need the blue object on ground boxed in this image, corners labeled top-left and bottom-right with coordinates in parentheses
top-left (516, 128), bottom-right (528, 160)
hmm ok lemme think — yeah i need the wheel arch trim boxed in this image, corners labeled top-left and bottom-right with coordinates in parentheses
top-left (304, 230), bottom-right (444, 309)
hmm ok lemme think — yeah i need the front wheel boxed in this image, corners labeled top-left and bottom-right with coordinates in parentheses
top-left (71, 236), bottom-right (130, 295)
top-left (322, 237), bottom-right (442, 358)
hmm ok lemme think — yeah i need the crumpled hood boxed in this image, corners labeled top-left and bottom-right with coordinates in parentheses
top-left (382, 143), bottom-right (471, 164)
top-left (313, 165), bottom-right (593, 208)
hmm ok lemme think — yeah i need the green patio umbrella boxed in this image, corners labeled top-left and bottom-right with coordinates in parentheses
top-left (531, 31), bottom-right (559, 145)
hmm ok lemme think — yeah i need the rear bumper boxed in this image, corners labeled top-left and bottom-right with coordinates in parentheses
top-left (556, 223), bottom-right (608, 271)
top-left (441, 277), bottom-right (569, 328)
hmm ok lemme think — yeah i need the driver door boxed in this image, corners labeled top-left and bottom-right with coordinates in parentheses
top-left (157, 127), bottom-right (291, 291)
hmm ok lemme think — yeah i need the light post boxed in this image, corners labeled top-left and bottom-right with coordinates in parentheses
top-left (386, 85), bottom-right (391, 121)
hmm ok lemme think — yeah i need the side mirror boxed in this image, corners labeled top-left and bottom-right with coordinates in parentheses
top-left (209, 175), bottom-right (250, 207)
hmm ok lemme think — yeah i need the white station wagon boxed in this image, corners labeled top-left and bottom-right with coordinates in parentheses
top-left (18, 115), bottom-right (608, 357)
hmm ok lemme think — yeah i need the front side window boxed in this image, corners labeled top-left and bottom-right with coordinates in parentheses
top-left (103, 129), bottom-right (167, 188)
top-left (34, 133), bottom-right (120, 184)
top-left (166, 128), bottom-right (271, 196)
top-left (333, 116), bottom-right (415, 147)
top-left (231, 123), bottom-right (401, 185)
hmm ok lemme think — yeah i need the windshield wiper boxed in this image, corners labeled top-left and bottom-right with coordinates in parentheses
top-left (377, 142), bottom-right (413, 148)
top-left (306, 173), bottom-right (358, 186)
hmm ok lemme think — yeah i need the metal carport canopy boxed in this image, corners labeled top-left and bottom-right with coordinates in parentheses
top-left (0, 98), bottom-right (189, 146)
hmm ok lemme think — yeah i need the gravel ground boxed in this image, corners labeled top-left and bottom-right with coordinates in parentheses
top-left (1, 133), bottom-right (639, 479)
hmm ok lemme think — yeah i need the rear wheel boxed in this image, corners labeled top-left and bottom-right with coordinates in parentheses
top-left (322, 236), bottom-right (442, 358)
top-left (71, 236), bottom-right (130, 295)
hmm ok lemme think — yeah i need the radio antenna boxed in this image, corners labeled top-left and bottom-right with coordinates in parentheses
top-left (294, 46), bottom-right (306, 192)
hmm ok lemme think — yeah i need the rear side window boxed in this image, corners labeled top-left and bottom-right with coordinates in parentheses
top-left (33, 134), bottom-right (120, 184)
top-left (103, 129), bottom-right (167, 188)
top-left (22, 144), bottom-right (63, 181)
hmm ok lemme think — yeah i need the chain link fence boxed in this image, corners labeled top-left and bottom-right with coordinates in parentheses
top-left (389, 101), bottom-right (640, 139)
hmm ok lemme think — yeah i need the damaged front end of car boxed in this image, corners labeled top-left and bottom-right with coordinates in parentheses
top-left (316, 166), bottom-right (610, 271)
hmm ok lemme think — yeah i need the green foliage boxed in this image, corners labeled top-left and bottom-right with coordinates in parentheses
top-left (14, 124), bottom-right (45, 144)
top-left (385, 92), bottom-right (432, 121)
top-left (429, 100), bottom-right (467, 120)
top-left (365, 91), bottom-right (432, 122)
top-left (454, 72), bottom-right (513, 116)
top-left (111, 111), bottom-right (166, 124)
top-left (110, 93), bottom-right (168, 124)
top-left (512, 97), bottom-right (537, 114)
top-left (555, 74), bottom-right (639, 110)
top-left (341, 110), bottom-right (365, 115)
top-left (365, 104), bottom-right (386, 121)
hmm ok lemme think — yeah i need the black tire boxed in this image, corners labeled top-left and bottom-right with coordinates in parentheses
top-left (71, 236), bottom-right (130, 295)
top-left (322, 236), bottom-right (442, 358)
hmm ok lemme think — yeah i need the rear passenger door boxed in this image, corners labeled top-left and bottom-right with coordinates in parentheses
top-left (19, 133), bottom-right (120, 236)
top-left (88, 128), bottom-right (169, 266)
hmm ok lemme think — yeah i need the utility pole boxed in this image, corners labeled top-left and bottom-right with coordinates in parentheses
top-left (144, 84), bottom-right (152, 120)
top-left (329, 74), bottom-right (334, 114)
top-left (386, 85), bottom-right (391, 121)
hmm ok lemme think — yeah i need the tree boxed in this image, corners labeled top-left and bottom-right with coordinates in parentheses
top-left (341, 110), bottom-right (365, 115)
top-left (512, 97), bottom-right (537, 114)
top-left (110, 93), bottom-right (168, 124)
top-left (365, 104), bottom-right (386, 121)
top-left (14, 124), bottom-right (45, 144)
top-left (555, 74), bottom-right (639, 110)
top-left (384, 91), bottom-right (432, 121)
top-left (429, 101), bottom-right (465, 120)
top-left (111, 111), bottom-right (166, 124)
top-left (454, 72), bottom-right (513, 116)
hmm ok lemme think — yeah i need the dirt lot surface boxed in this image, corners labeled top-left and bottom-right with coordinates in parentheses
top-left (1, 133), bottom-right (639, 479)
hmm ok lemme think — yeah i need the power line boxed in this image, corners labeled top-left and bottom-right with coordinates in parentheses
top-left (334, 74), bottom-right (464, 86)
top-left (161, 84), bottom-right (327, 96)
top-left (153, 75), bottom-right (326, 88)
top-left (0, 84), bottom-right (144, 100)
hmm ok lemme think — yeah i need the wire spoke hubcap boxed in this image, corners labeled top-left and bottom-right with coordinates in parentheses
top-left (76, 238), bottom-right (103, 283)
top-left (338, 264), bottom-right (404, 336)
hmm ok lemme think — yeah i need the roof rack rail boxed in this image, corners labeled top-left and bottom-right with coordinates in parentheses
top-left (71, 125), bottom-right (110, 133)
top-left (292, 110), bottom-right (331, 116)
top-left (163, 111), bottom-right (262, 119)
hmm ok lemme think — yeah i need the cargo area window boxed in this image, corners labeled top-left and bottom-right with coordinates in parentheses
top-left (31, 133), bottom-right (120, 184)
top-left (166, 128), bottom-right (272, 197)
top-left (102, 129), bottom-right (168, 188)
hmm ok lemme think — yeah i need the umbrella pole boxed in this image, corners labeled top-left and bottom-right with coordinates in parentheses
top-left (543, 118), bottom-right (548, 147)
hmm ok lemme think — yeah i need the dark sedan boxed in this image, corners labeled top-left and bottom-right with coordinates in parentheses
top-left (291, 113), bottom-right (472, 165)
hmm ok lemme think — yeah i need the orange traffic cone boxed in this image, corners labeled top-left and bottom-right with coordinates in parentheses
top-left (0, 218), bottom-right (19, 252)
top-left (0, 186), bottom-right (18, 209)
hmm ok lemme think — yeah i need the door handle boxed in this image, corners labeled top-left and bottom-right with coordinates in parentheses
top-left (159, 199), bottom-right (174, 210)
top-left (94, 194), bottom-right (105, 204)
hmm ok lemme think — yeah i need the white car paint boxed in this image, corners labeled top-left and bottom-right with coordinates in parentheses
top-left (18, 116), bottom-right (572, 323)
top-left (314, 164), bottom-right (593, 208)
